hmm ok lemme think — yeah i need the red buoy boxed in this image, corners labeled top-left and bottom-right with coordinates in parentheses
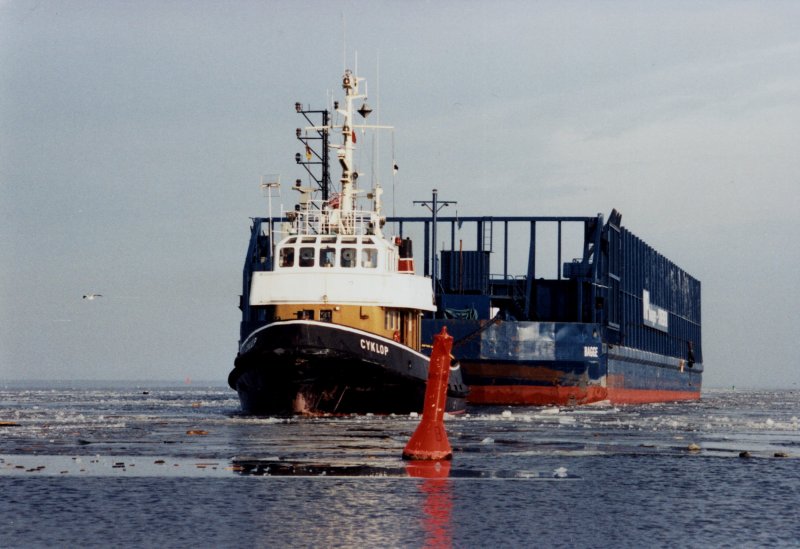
top-left (403, 326), bottom-right (453, 460)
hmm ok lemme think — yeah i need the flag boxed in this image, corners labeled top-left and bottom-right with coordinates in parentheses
top-left (352, 130), bottom-right (357, 144)
top-left (305, 145), bottom-right (312, 161)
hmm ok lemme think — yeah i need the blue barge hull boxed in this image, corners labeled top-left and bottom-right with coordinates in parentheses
top-left (393, 205), bottom-right (703, 406)
top-left (422, 319), bottom-right (702, 405)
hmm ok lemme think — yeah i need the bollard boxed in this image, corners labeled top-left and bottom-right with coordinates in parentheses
top-left (403, 326), bottom-right (453, 460)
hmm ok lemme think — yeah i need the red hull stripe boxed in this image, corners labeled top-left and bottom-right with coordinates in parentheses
top-left (467, 386), bottom-right (608, 406)
top-left (606, 387), bottom-right (701, 404)
top-left (467, 385), bottom-right (700, 406)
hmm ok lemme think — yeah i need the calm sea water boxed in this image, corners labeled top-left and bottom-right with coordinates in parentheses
top-left (1, 383), bottom-right (798, 548)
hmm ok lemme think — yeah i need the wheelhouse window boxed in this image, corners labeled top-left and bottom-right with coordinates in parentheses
top-left (362, 248), bottom-right (378, 268)
top-left (279, 247), bottom-right (295, 267)
top-left (320, 247), bottom-right (336, 267)
top-left (340, 248), bottom-right (357, 268)
top-left (299, 247), bottom-right (315, 267)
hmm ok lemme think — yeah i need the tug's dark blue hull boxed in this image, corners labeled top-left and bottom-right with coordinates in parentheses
top-left (229, 320), bottom-right (468, 415)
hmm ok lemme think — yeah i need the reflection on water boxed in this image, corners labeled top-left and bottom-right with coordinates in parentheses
top-left (408, 461), bottom-right (453, 549)
top-left (1, 385), bottom-right (799, 547)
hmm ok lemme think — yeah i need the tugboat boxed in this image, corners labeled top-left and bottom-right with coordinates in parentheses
top-left (228, 68), bottom-right (468, 415)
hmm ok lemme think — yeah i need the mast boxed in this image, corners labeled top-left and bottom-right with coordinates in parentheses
top-left (292, 68), bottom-right (390, 238)
top-left (294, 104), bottom-right (330, 200)
top-left (333, 68), bottom-right (383, 236)
top-left (338, 69), bottom-right (358, 215)
top-left (414, 189), bottom-right (457, 293)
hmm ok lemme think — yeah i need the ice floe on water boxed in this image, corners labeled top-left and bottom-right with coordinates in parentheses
top-left (1, 385), bottom-right (798, 474)
top-left (538, 406), bottom-right (561, 415)
top-left (552, 466), bottom-right (568, 478)
top-left (584, 399), bottom-right (614, 407)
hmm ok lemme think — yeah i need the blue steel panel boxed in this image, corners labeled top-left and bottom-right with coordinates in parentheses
top-left (480, 322), bottom-right (602, 362)
top-left (608, 354), bottom-right (703, 392)
top-left (607, 225), bottom-right (702, 363)
top-left (440, 250), bottom-right (490, 293)
top-left (423, 319), bottom-right (604, 368)
top-left (462, 361), bottom-right (606, 388)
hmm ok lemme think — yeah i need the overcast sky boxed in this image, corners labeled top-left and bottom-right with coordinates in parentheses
top-left (2, 1), bottom-right (798, 389)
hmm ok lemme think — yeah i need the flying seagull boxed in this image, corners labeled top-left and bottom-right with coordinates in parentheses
top-left (83, 294), bottom-right (103, 300)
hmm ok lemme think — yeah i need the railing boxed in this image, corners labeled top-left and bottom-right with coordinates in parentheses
top-left (292, 200), bottom-right (379, 235)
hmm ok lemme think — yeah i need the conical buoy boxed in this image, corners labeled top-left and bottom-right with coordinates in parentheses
top-left (403, 326), bottom-right (453, 460)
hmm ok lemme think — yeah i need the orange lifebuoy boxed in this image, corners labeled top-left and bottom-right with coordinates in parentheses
top-left (393, 331), bottom-right (401, 342)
